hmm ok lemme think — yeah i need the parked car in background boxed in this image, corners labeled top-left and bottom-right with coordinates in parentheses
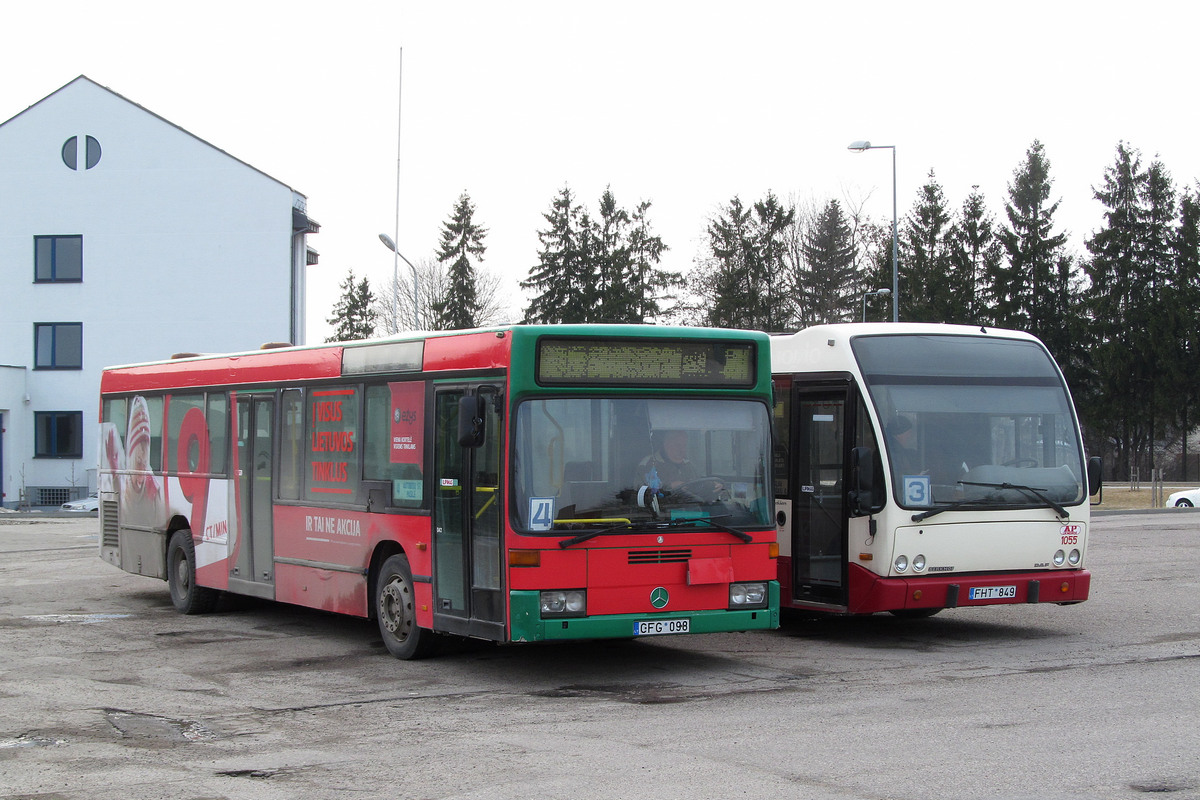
top-left (1165, 488), bottom-right (1200, 508)
top-left (61, 493), bottom-right (99, 514)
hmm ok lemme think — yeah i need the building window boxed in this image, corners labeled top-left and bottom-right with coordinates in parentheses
top-left (35, 235), bottom-right (83, 282)
top-left (35, 411), bottom-right (83, 458)
top-left (34, 323), bottom-right (83, 369)
top-left (61, 136), bottom-right (101, 170)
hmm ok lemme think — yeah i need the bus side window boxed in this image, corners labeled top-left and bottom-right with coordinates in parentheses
top-left (207, 393), bottom-right (229, 476)
top-left (279, 389), bottom-right (305, 500)
top-left (167, 393), bottom-right (205, 475)
top-left (142, 395), bottom-right (164, 473)
top-left (306, 386), bottom-right (361, 503)
top-left (364, 382), bottom-right (425, 508)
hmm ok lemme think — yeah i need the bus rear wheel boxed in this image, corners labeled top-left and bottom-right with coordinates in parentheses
top-left (167, 529), bottom-right (219, 614)
top-left (376, 554), bottom-right (436, 659)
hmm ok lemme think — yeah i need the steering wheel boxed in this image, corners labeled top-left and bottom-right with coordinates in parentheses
top-left (1003, 458), bottom-right (1038, 468)
top-left (674, 476), bottom-right (729, 503)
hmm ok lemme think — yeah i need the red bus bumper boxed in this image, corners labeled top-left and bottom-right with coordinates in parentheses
top-left (846, 563), bottom-right (1090, 614)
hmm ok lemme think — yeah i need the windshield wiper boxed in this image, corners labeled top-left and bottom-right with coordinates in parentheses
top-left (911, 497), bottom-right (996, 522)
top-left (958, 480), bottom-right (1070, 520)
top-left (557, 515), bottom-right (751, 549)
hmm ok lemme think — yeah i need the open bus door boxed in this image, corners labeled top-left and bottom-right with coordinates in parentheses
top-left (432, 383), bottom-right (505, 641)
top-left (776, 377), bottom-right (853, 610)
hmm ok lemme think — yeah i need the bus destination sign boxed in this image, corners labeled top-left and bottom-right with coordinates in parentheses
top-left (536, 338), bottom-right (755, 387)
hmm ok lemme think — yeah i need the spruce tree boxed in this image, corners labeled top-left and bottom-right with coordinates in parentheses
top-left (626, 200), bottom-right (674, 322)
top-left (326, 269), bottom-right (377, 342)
top-left (994, 141), bottom-right (1073, 348)
top-left (522, 187), bottom-right (592, 324)
top-left (694, 194), bottom-right (794, 331)
top-left (947, 187), bottom-right (1004, 325)
top-left (431, 193), bottom-right (487, 331)
top-left (1172, 186), bottom-right (1200, 478)
top-left (592, 187), bottom-right (633, 322)
top-left (900, 171), bottom-right (955, 322)
top-left (1084, 142), bottom-right (1178, 477)
top-left (800, 199), bottom-right (859, 325)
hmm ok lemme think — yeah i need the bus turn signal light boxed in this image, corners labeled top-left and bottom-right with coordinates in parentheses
top-left (768, 542), bottom-right (779, 559)
top-left (509, 550), bottom-right (541, 568)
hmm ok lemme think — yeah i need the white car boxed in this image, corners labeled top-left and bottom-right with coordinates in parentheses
top-left (61, 493), bottom-right (99, 513)
top-left (1166, 488), bottom-right (1200, 508)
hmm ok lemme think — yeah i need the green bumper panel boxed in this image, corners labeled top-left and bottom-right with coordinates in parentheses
top-left (509, 582), bottom-right (780, 643)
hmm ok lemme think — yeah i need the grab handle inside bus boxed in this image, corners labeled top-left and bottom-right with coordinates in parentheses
top-left (849, 446), bottom-right (885, 516)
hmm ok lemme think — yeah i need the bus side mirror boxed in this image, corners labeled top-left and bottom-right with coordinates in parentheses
top-left (1087, 456), bottom-right (1102, 496)
top-left (458, 394), bottom-right (485, 448)
top-left (849, 446), bottom-right (886, 517)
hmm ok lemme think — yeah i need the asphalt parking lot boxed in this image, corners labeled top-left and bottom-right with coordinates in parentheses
top-left (1, 510), bottom-right (1198, 800)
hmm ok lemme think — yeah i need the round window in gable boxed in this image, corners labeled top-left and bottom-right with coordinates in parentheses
top-left (61, 135), bottom-right (102, 170)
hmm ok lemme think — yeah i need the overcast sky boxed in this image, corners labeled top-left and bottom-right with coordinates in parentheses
top-left (4, 0), bottom-right (1199, 343)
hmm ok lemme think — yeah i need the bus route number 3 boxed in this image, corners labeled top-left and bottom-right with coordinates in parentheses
top-left (1060, 523), bottom-right (1082, 546)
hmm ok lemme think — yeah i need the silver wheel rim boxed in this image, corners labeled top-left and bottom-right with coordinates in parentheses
top-left (174, 549), bottom-right (191, 595)
top-left (380, 576), bottom-right (413, 641)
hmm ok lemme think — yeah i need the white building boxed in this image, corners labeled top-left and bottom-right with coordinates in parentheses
top-left (0, 76), bottom-right (318, 508)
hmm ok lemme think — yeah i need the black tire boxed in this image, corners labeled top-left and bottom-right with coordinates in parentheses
top-left (376, 554), bottom-right (437, 659)
top-left (167, 529), bottom-right (219, 614)
top-left (1176, 499), bottom-right (1194, 508)
top-left (889, 607), bottom-right (942, 619)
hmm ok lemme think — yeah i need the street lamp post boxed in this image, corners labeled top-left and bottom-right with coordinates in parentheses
top-left (861, 287), bottom-right (892, 322)
top-left (379, 46), bottom-right (420, 333)
top-left (848, 140), bottom-right (899, 323)
top-left (379, 233), bottom-right (419, 331)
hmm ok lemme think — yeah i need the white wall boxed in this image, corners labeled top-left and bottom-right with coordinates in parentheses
top-left (0, 78), bottom-right (308, 503)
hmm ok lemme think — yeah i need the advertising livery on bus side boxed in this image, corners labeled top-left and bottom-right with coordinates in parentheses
top-left (98, 325), bottom-right (780, 657)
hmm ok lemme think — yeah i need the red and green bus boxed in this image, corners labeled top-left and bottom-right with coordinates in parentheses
top-left (98, 325), bottom-right (779, 657)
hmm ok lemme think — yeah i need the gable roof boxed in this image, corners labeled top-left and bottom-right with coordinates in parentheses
top-left (0, 75), bottom-right (306, 198)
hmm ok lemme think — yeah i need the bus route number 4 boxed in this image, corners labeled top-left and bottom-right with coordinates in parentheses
top-left (529, 497), bottom-right (555, 532)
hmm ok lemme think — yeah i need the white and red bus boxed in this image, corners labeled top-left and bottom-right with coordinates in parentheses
top-left (770, 323), bottom-right (1099, 617)
top-left (98, 325), bottom-right (779, 657)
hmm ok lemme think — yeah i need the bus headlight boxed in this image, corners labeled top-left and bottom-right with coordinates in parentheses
top-left (1068, 549), bottom-right (1081, 566)
top-left (729, 582), bottom-right (768, 609)
top-left (540, 590), bottom-right (586, 618)
top-left (895, 555), bottom-right (909, 573)
top-left (912, 554), bottom-right (926, 572)
top-left (1053, 550), bottom-right (1066, 567)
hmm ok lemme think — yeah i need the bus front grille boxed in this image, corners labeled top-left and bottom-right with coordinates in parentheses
top-left (628, 549), bottom-right (691, 565)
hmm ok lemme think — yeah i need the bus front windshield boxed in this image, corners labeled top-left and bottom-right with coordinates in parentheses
top-left (852, 334), bottom-right (1087, 511)
top-left (513, 397), bottom-right (773, 532)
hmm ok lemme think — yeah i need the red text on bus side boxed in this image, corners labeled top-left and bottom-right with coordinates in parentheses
top-left (314, 401), bottom-right (343, 422)
top-left (312, 430), bottom-right (355, 452)
top-left (312, 461), bottom-right (349, 482)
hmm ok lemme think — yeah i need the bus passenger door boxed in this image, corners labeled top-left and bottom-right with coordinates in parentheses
top-left (786, 383), bottom-right (850, 608)
top-left (232, 395), bottom-right (275, 598)
top-left (432, 384), bottom-right (504, 641)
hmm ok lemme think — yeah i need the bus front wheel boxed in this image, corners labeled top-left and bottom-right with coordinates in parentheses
top-left (376, 554), bottom-right (436, 659)
top-left (167, 529), bottom-right (219, 614)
